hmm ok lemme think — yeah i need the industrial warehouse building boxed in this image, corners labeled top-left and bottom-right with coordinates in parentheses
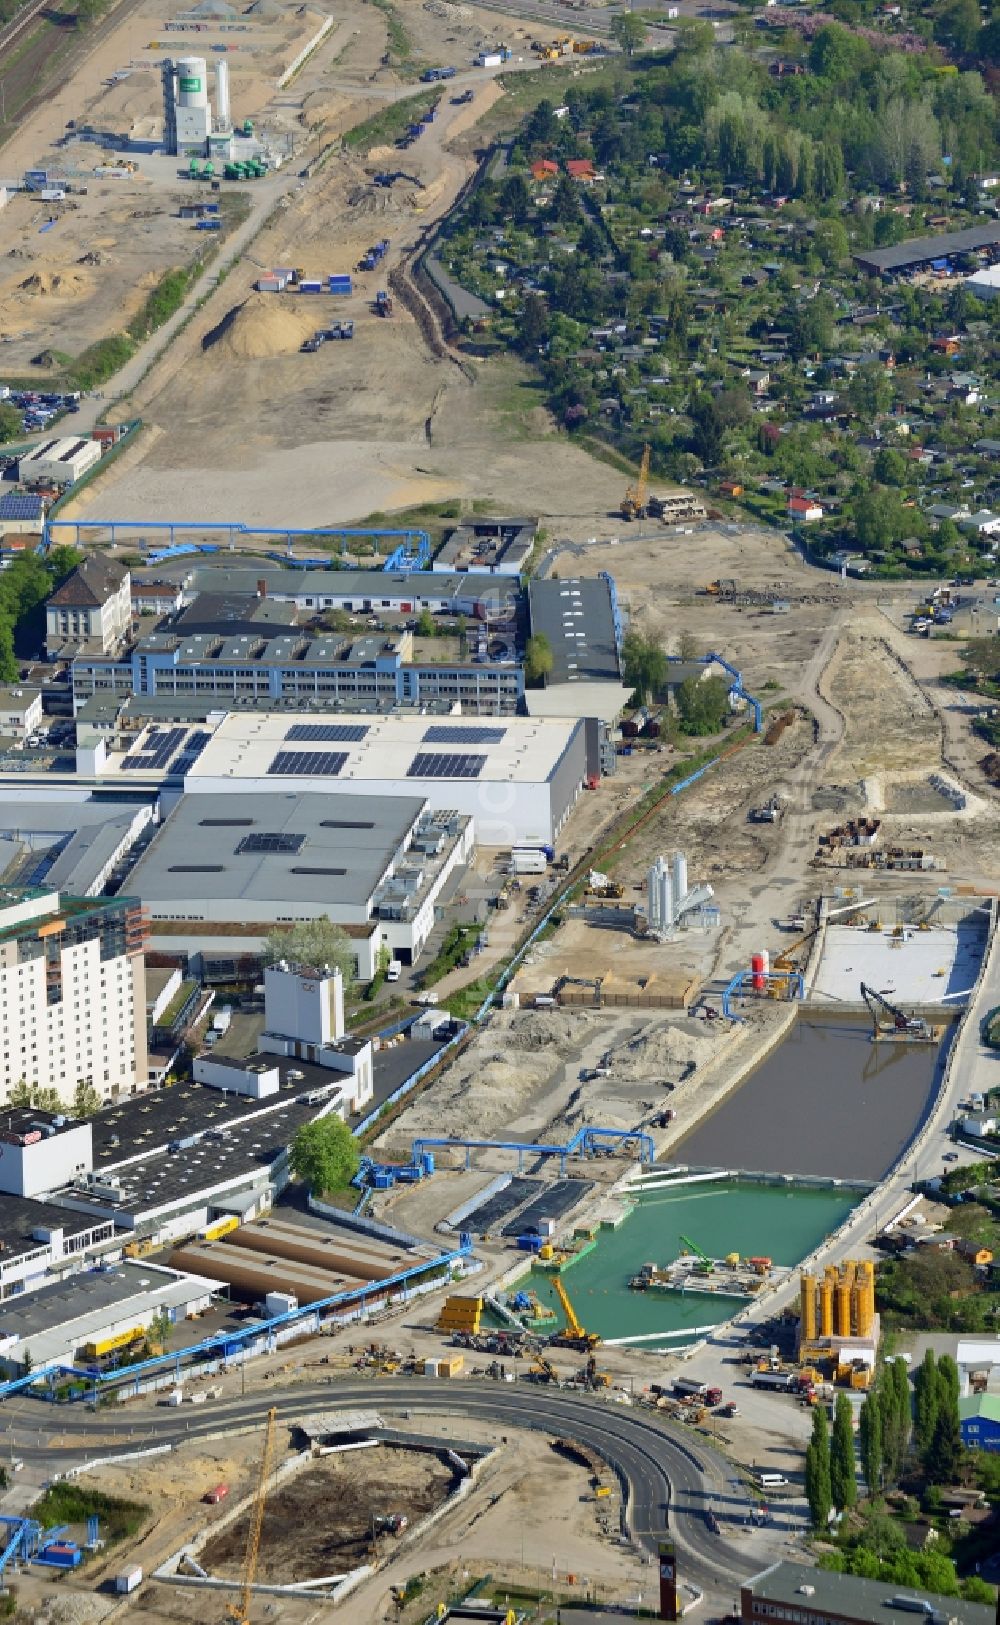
top-left (19, 436), bottom-right (103, 489)
top-left (182, 711), bottom-right (588, 846)
top-left (0, 1259), bottom-right (216, 1374)
top-left (69, 590), bottom-right (524, 714)
top-left (127, 791), bottom-right (473, 972)
top-left (0, 797), bottom-right (155, 895)
top-left (853, 223), bottom-right (1000, 278)
top-left (741, 1564), bottom-right (996, 1625)
top-left (182, 565), bottom-right (519, 621)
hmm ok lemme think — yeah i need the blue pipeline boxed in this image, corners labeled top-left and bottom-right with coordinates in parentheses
top-left (43, 517), bottom-right (432, 563)
top-left (412, 1125), bottom-right (654, 1173)
top-left (0, 1240), bottom-right (472, 1403)
top-left (721, 969), bottom-right (805, 1021)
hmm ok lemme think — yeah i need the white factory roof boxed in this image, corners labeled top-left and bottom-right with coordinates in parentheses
top-left (808, 921), bottom-right (987, 1006)
top-left (185, 711), bottom-right (583, 789)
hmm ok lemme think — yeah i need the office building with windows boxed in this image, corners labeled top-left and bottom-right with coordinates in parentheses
top-left (0, 888), bottom-right (148, 1107)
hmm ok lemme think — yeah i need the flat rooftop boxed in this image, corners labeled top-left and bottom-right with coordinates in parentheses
top-left (0, 1193), bottom-right (114, 1262)
top-left (180, 564), bottom-right (520, 609)
top-left (186, 712), bottom-right (583, 789)
top-left (434, 519), bottom-right (535, 573)
top-left (127, 790), bottom-right (425, 911)
top-left (744, 1560), bottom-right (995, 1625)
top-left (0, 797), bottom-right (150, 894)
top-left (854, 223), bottom-right (1000, 274)
top-left (0, 1260), bottom-right (216, 1368)
top-left (808, 920), bottom-right (987, 1006)
top-left (0, 1106), bottom-right (88, 1143)
top-left (528, 577), bottom-right (621, 685)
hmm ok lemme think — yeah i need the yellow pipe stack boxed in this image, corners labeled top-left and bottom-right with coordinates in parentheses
top-left (800, 1260), bottom-right (877, 1344)
top-left (800, 1273), bottom-right (817, 1342)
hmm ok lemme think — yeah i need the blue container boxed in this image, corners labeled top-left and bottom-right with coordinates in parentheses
top-left (329, 275), bottom-right (352, 294)
top-left (421, 1151), bottom-right (435, 1175)
top-left (517, 1234), bottom-right (542, 1253)
top-left (300, 281), bottom-right (323, 293)
top-left (373, 1170), bottom-right (394, 1189)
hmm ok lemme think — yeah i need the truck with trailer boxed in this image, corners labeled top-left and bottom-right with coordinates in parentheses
top-left (511, 848), bottom-right (548, 875)
top-left (672, 1377), bottom-right (709, 1398)
top-left (751, 1369), bottom-right (796, 1392)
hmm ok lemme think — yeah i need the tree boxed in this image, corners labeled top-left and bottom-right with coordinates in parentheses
top-left (416, 607), bottom-right (437, 639)
top-left (622, 631), bottom-right (667, 702)
top-left (500, 172), bottom-right (532, 226)
top-left (8, 1079), bottom-right (62, 1111)
top-left (688, 393), bottom-right (723, 466)
top-left (0, 403), bottom-right (23, 445)
top-left (518, 293), bottom-right (550, 356)
top-left (549, 173), bottom-right (579, 224)
top-left (148, 1308), bottom-right (172, 1349)
top-left (849, 362), bottom-right (893, 423)
top-left (805, 1404), bottom-right (833, 1528)
top-left (611, 12), bottom-right (647, 54)
top-left (859, 1392), bottom-right (882, 1495)
top-left (676, 674), bottom-right (731, 736)
top-left (72, 1080), bottom-right (102, 1118)
top-left (873, 448), bottom-right (907, 487)
top-left (854, 487), bottom-right (908, 553)
top-left (831, 1394), bottom-right (858, 1511)
top-left (914, 1348), bottom-right (940, 1461)
top-left (926, 1403), bottom-right (961, 1482)
top-left (814, 219), bottom-right (850, 270)
top-left (262, 917), bottom-right (355, 985)
top-left (289, 1114), bottom-right (360, 1195)
top-left (525, 632), bottom-right (554, 685)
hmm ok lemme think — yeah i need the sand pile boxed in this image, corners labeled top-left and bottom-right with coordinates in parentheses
top-left (381, 1008), bottom-right (597, 1145)
top-left (605, 1016), bottom-right (718, 1082)
top-left (19, 270), bottom-right (90, 297)
top-left (202, 293), bottom-right (317, 360)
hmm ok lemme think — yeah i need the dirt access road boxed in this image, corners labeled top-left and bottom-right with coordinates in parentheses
top-left (62, 1), bottom-right (632, 529)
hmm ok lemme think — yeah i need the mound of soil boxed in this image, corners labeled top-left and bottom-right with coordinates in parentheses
top-left (979, 752), bottom-right (1000, 785)
top-left (202, 293), bottom-right (316, 360)
top-left (19, 270), bottom-right (90, 297)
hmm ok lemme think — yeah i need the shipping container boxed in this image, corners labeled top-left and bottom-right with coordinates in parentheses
top-left (115, 1566), bottom-right (143, 1594)
top-left (511, 848), bottom-right (547, 874)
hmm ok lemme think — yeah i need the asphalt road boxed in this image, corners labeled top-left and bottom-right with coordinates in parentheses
top-left (6, 1379), bottom-right (761, 1589)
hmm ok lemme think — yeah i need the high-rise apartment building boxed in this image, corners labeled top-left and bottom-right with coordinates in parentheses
top-left (0, 889), bottom-right (148, 1106)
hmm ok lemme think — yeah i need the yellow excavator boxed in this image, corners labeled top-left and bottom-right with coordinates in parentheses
top-left (621, 443), bottom-right (650, 522)
top-left (226, 1407), bottom-right (277, 1625)
top-left (550, 1274), bottom-right (600, 1351)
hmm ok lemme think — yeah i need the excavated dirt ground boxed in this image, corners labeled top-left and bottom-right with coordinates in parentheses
top-left (199, 1446), bottom-right (456, 1581)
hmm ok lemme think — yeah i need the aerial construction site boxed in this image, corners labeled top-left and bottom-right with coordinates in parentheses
top-left (3, 0), bottom-right (1000, 1617)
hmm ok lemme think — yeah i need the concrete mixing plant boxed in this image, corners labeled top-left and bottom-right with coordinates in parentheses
top-left (646, 851), bottom-right (715, 940)
top-left (163, 56), bottom-right (234, 157)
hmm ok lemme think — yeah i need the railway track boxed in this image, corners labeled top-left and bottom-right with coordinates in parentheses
top-left (0, 0), bottom-right (51, 62)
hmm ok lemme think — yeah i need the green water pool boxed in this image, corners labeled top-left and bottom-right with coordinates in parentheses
top-left (512, 1180), bottom-right (858, 1345)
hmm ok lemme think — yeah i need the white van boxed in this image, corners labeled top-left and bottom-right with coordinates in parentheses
top-left (754, 1472), bottom-right (788, 1488)
top-left (386, 960), bottom-right (402, 982)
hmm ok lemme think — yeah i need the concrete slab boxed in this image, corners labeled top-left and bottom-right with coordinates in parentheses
top-left (809, 922), bottom-right (986, 1006)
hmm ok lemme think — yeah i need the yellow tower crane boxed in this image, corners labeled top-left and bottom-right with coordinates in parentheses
top-left (227, 1406), bottom-right (277, 1625)
top-left (621, 443), bottom-right (651, 522)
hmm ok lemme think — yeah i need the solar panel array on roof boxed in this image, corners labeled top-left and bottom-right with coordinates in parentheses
top-left (267, 750), bottom-right (349, 777)
top-left (423, 724), bottom-right (507, 745)
top-left (0, 492), bottom-right (43, 521)
top-left (285, 723), bottom-right (370, 744)
top-left (122, 726), bottom-right (187, 771)
top-left (236, 832), bottom-right (306, 855)
top-left (407, 751), bottom-right (485, 779)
